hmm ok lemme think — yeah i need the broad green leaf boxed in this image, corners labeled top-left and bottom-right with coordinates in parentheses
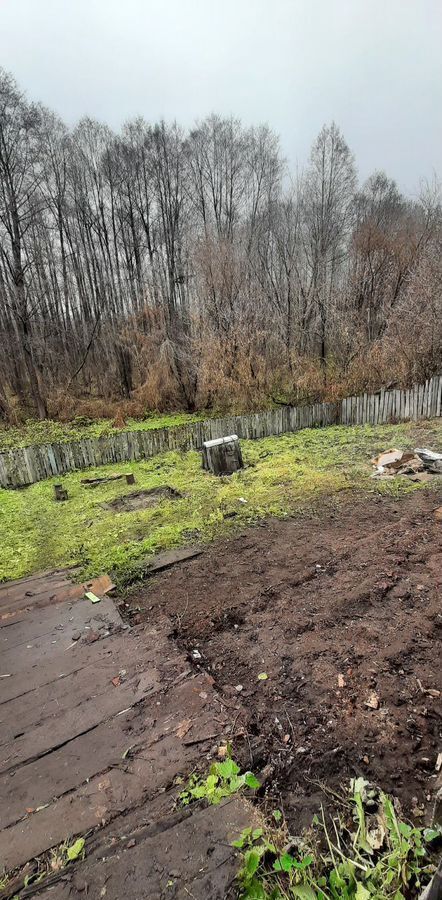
top-left (229, 773), bottom-right (244, 792)
top-left (190, 784), bottom-right (207, 799)
top-left (355, 883), bottom-right (371, 899)
top-left (244, 772), bottom-right (261, 789)
top-left (291, 886), bottom-right (317, 899)
top-left (293, 855), bottom-right (313, 870)
top-left (216, 758), bottom-right (239, 779)
top-left (206, 774), bottom-right (218, 791)
top-left (233, 827), bottom-right (252, 848)
top-left (272, 809), bottom-right (282, 822)
top-left (245, 848), bottom-right (261, 876)
top-left (279, 852), bottom-right (296, 872)
top-left (424, 827), bottom-right (441, 842)
top-left (244, 878), bottom-right (266, 899)
top-left (67, 838), bottom-right (85, 861)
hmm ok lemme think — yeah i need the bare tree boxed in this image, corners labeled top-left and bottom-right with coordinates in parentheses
top-left (0, 68), bottom-right (440, 420)
top-left (302, 123), bottom-right (356, 371)
top-left (0, 69), bottom-right (47, 417)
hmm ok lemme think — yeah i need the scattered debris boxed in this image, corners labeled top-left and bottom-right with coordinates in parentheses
top-left (84, 574), bottom-right (115, 596)
top-left (337, 673), bottom-right (345, 688)
top-left (257, 672), bottom-right (268, 681)
top-left (192, 649), bottom-right (202, 660)
top-left (175, 719), bottom-right (193, 739)
top-left (81, 473), bottom-right (135, 487)
top-left (85, 591), bottom-right (101, 604)
top-left (371, 446), bottom-right (442, 479)
top-left (83, 630), bottom-right (100, 644)
top-left (372, 448), bottom-right (403, 469)
top-left (436, 753), bottom-right (442, 773)
top-left (365, 691), bottom-right (380, 710)
top-left (111, 676), bottom-right (121, 687)
top-left (417, 678), bottom-right (441, 699)
top-left (415, 448), bottom-right (442, 473)
top-left (122, 547), bottom-right (203, 585)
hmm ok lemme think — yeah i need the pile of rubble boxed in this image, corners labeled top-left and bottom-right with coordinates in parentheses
top-left (371, 447), bottom-right (442, 481)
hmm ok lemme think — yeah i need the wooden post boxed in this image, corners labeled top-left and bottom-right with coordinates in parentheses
top-left (54, 483), bottom-right (68, 501)
top-left (202, 435), bottom-right (244, 476)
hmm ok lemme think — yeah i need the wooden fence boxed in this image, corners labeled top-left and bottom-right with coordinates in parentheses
top-left (1, 376), bottom-right (441, 489)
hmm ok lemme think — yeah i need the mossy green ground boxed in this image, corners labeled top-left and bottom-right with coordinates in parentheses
top-left (1, 420), bottom-right (441, 585)
top-left (0, 412), bottom-right (205, 451)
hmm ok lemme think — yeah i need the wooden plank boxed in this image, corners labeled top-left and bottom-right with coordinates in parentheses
top-left (0, 628), bottom-right (156, 706)
top-left (0, 672), bottom-right (213, 832)
top-left (25, 798), bottom-right (254, 900)
top-left (0, 573), bottom-right (113, 618)
top-left (0, 568), bottom-right (76, 596)
top-left (436, 376), bottom-right (442, 417)
top-left (0, 655), bottom-right (136, 745)
top-left (426, 379), bottom-right (432, 418)
top-left (0, 596), bottom-right (123, 676)
top-left (0, 596), bottom-right (118, 651)
top-left (0, 670), bottom-right (155, 775)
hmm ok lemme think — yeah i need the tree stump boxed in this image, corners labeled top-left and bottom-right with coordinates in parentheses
top-left (54, 483), bottom-right (68, 501)
top-left (202, 435), bottom-right (243, 476)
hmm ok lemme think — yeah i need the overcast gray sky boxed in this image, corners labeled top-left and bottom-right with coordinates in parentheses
top-left (0, 0), bottom-right (440, 193)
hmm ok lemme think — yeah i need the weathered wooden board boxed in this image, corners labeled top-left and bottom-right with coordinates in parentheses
top-left (0, 563), bottom-right (231, 879)
top-left (30, 798), bottom-right (255, 900)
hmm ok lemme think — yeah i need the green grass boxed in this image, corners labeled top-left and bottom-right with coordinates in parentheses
top-left (0, 411), bottom-right (206, 451)
top-left (1, 419), bottom-right (441, 584)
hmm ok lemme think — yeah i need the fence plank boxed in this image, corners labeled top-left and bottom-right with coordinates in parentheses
top-left (1, 377), bottom-right (441, 489)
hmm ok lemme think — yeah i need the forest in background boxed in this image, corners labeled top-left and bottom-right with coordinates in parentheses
top-left (0, 68), bottom-right (441, 423)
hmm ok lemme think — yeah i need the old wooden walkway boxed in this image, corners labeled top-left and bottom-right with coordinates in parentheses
top-left (0, 569), bottom-right (252, 899)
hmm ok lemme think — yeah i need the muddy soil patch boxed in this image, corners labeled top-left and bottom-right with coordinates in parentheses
top-left (129, 489), bottom-right (442, 830)
top-left (101, 485), bottom-right (181, 512)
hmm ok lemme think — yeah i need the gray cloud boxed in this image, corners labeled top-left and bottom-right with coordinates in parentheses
top-left (0, 0), bottom-right (441, 192)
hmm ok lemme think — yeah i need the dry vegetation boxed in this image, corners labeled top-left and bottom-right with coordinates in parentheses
top-left (0, 69), bottom-right (441, 424)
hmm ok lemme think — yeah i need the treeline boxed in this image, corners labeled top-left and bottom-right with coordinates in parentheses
top-left (0, 68), bottom-right (441, 422)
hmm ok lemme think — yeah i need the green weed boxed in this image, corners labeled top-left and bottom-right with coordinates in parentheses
top-left (1, 837), bottom-right (86, 897)
top-left (179, 757), bottom-right (260, 807)
top-left (234, 779), bottom-right (441, 899)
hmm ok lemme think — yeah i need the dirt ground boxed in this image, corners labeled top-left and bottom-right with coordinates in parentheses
top-left (129, 488), bottom-right (442, 830)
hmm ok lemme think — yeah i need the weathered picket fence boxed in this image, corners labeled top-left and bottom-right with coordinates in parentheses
top-left (1, 376), bottom-right (441, 489)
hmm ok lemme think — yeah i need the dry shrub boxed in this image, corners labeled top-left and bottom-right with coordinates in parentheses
top-left (112, 407), bottom-right (128, 429)
top-left (48, 391), bottom-right (145, 423)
